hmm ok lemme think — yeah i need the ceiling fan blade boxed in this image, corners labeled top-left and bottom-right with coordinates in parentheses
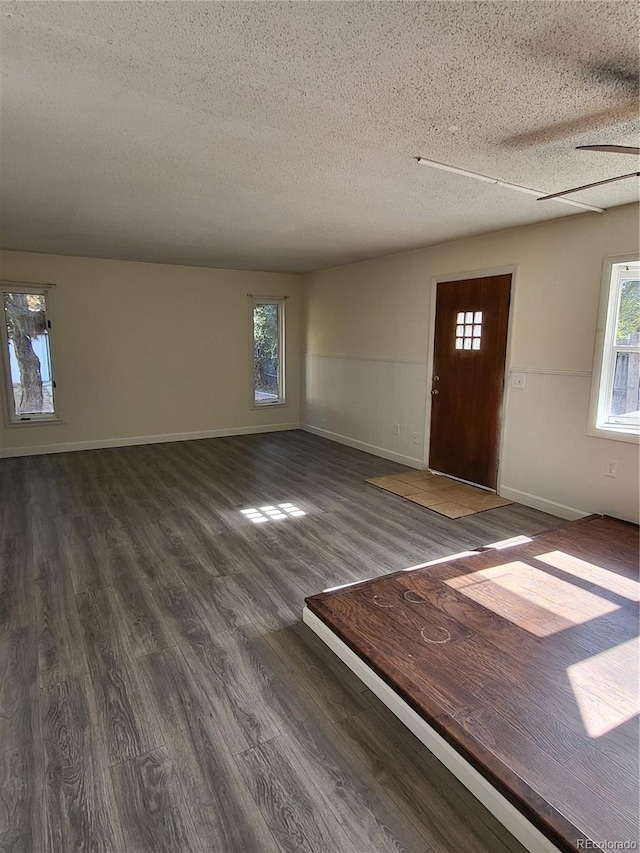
top-left (577, 145), bottom-right (640, 155)
top-left (538, 171), bottom-right (640, 201)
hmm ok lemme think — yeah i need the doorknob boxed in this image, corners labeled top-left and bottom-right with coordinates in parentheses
top-left (431, 388), bottom-right (439, 395)
top-left (433, 374), bottom-right (440, 381)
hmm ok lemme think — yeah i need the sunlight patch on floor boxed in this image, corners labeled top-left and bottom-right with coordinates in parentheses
top-left (240, 503), bottom-right (307, 524)
top-left (322, 580), bottom-right (363, 593)
top-left (483, 535), bottom-right (533, 550)
top-left (402, 551), bottom-right (477, 571)
top-left (401, 536), bottom-right (534, 573)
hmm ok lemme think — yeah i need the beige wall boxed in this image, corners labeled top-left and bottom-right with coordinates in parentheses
top-left (2, 207), bottom-right (638, 521)
top-left (302, 204), bottom-right (640, 522)
top-left (0, 251), bottom-right (300, 453)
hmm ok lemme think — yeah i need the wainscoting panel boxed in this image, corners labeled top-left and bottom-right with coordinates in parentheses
top-left (500, 370), bottom-right (639, 523)
top-left (302, 354), bottom-right (428, 468)
top-left (302, 356), bottom-right (639, 523)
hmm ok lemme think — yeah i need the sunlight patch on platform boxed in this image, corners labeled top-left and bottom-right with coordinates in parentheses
top-left (535, 550), bottom-right (639, 602)
top-left (446, 560), bottom-right (619, 637)
top-left (567, 637), bottom-right (640, 737)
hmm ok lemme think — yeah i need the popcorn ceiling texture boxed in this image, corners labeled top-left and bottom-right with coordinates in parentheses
top-left (1, 1), bottom-right (638, 273)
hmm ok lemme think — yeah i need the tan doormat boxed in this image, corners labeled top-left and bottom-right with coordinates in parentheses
top-left (366, 470), bottom-right (512, 519)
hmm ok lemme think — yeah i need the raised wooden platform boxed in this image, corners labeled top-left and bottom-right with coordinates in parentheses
top-left (305, 515), bottom-right (639, 853)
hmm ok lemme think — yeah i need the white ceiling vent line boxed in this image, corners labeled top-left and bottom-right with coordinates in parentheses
top-left (416, 158), bottom-right (605, 214)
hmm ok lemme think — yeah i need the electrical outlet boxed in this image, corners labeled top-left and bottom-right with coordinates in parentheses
top-left (605, 459), bottom-right (617, 478)
top-left (393, 423), bottom-right (400, 436)
top-left (412, 429), bottom-right (419, 446)
top-left (511, 372), bottom-right (525, 389)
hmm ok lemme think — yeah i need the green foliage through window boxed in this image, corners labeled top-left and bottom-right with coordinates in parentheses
top-left (253, 301), bottom-right (283, 403)
top-left (616, 279), bottom-right (640, 345)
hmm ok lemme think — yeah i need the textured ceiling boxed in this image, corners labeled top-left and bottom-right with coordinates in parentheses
top-left (0, 1), bottom-right (638, 273)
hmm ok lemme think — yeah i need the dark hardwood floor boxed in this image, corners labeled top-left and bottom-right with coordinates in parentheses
top-left (0, 429), bottom-right (563, 853)
top-left (306, 515), bottom-right (640, 853)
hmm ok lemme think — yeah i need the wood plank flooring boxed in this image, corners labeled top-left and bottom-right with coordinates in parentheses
top-left (306, 515), bottom-right (640, 853)
top-left (0, 429), bottom-right (563, 852)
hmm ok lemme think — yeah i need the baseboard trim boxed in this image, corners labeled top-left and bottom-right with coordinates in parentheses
top-left (301, 423), bottom-right (423, 469)
top-left (0, 422), bottom-right (300, 458)
top-left (499, 485), bottom-right (588, 521)
top-left (302, 607), bottom-right (562, 853)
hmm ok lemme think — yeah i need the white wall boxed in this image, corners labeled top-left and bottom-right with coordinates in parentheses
top-left (302, 204), bottom-right (640, 522)
top-left (0, 250), bottom-right (300, 455)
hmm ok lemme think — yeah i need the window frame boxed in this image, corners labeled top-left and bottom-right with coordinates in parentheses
top-left (249, 295), bottom-right (287, 409)
top-left (588, 255), bottom-right (640, 443)
top-left (0, 281), bottom-right (62, 427)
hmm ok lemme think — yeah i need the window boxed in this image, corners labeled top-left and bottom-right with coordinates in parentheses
top-left (455, 310), bottom-right (483, 350)
top-left (251, 296), bottom-right (285, 406)
top-left (0, 283), bottom-right (60, 424)
top-left (589, 257), bottom-right (640, 440)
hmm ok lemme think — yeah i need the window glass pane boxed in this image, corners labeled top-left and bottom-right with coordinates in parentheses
top-left (3, 292), bottom-right (55, 417)
top-left (456, 312), bottom-right (464, 323)
top-left (253, 302), bottom-right (280, 403)
top-left (473, 325), bottom-right (481, 337)
top-left (463, 338), bottom-right (472, 350)
top-left (456, 325), bottom-right (464, 336)
top-left (465, 312), bottom-right (473, 323)
top-left (615, 278), bottom-right (640, 346)
top-left (595, 261), bottom-right (640, 436)
top-left (464, 325), bottom-right (472, 336)
top-left (474, 311), bottom-right (483, 323)
top-left (608, 351), bottom-right (640, 422)
top-left (455, 338), bottom-right (463, 349)
top-left (472, 338), bottom-right (481, 350)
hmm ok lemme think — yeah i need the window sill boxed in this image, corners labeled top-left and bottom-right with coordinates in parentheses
top-left (6, 416), bottom-right (65, 428)
top-left (252, 401), bottom-right (288, 410)
top-left (588, 424), bottom-right (640, 444)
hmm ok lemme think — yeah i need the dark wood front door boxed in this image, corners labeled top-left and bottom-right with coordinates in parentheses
top-left (429, 274), bottom-right (511, 489)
